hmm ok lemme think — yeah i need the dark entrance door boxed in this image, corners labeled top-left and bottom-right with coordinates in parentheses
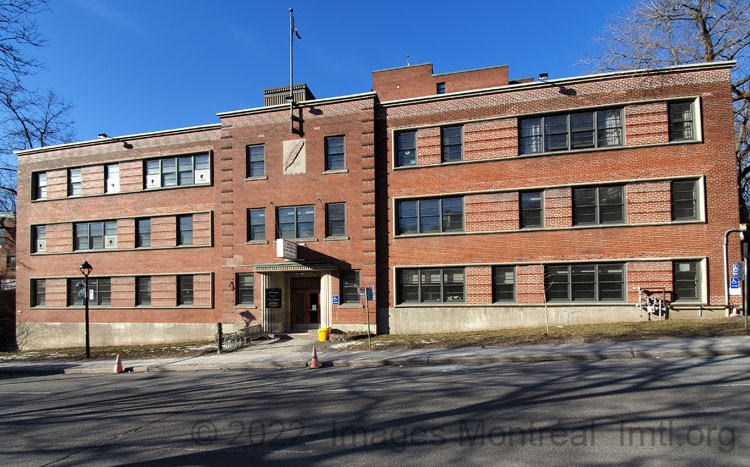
top-left (291, 278), bottom-right (320, 329)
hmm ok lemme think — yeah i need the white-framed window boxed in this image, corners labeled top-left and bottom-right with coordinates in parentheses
top-left (145, 152), bottom-right (210, 189)
top-left (519, 108), bottom-right (624, 154)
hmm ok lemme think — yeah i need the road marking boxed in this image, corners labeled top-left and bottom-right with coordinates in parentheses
top-left (0, 391), bottom-right (52, 395)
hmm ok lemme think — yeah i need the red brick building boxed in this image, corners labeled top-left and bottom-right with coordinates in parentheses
top-left (14, 61), bottom-right (741, 347)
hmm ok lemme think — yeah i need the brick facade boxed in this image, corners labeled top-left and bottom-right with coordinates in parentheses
top-left (13, 61), bottom-right (742, 347)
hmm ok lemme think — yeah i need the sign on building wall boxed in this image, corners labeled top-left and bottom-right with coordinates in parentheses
top-left (730, 277), bottom-right (742, 296)
top-left (276, 239), bottom-right (297, 260)
top-left (266, 288), bottom-right (282, 308)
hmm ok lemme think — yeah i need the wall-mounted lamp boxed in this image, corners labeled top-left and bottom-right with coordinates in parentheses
top-left (97, 132), bottom-right (133, 149)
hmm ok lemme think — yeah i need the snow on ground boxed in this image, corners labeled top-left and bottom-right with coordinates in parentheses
top-left (330, 342), bottom-right (365, 349)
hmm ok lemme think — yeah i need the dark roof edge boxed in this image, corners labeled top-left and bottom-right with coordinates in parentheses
top-left (16, 123), bottom-right (221, 156)
top-left (378, 61), bottom-right (737, 107)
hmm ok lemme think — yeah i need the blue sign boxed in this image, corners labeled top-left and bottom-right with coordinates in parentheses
top-left (332, 295), bottom-right (339, 305)
top-left (730, 277), bottom-right (740, 288)
top-left (733, 263), bottom-right (740, 275)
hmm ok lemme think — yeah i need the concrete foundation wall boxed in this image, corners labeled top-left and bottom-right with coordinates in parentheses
top-left (16, 322), bottom-right (217, 350)
top-left (388, 305), bottom-right (726, 334)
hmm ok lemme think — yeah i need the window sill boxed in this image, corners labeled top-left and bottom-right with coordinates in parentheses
top-left (144, 183), bottom-right (211, 192)
top-left (278, 238), bottom-right (317, 243)
top-left (234, 304), bottom-right (257, 309)
top-left (34, 244), bottom-right (212, 255)
top-left (322, 169), bottom-right (348, 175)
top-left (395, 231), bottom-right (465, 238)
top-left (246, 240), bottom-right (269, 245)
top-left (245, 176), bottom-right (268, 181)
top-left (395, 302), bottom-right (466, 307)
top-left (392, 140), bottom-right (703, 171)
top-left (337, 303), bottom-right (363, 309)
top-left (324, 236), bottom-right (349, 242)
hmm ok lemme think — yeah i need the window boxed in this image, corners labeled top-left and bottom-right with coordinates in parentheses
top-left (397, 267), bottom-right (465, 304)
top-left (177, 215), bottom-right (193, 246)
top-left (277, 205), bottom-right (315, 239)
top-left (74, 221), bottom-right (117, 250)
top-left (396, 131), bottom-right (417, 167)
top-left (68, 168), bottom-right (81, 196)
top-left (145, 152), bottom-right (210, 188)
top-left (572, 185), bottom-right (624, 225)
top-left (493, 267), bottom-right (515, 302)
top-left (545, 263), bottom-right (624, 302)
top-left (441, 126), bottom-right (463, 162)
top-left (519, 108), bottom-right (623, 154)
top-left (325, 136), bottom-right (345, 171)
top-left (0, 228), bottom-right (4, 243)
top-left (247, 209), bottom-right (265, 241)
top-left (236, 273), bottom-right (254, 305)
top-left (396, 197), bottom-right (463, 235)
top-left (31, 279), bottom-right (45, 307)
top-left (673, 260), bottom-right (700, 301)
top-left (340, 270), bottom-right (360, 304)
top-left (68, 278), bottom-right (111, 306)
top-left (105, 164), bottom-right (120, 193)
top-left (177, 275), bottom-right (193, 305)
top-left (326, 203), bottom-right (346, 237)
top-left (520, 191), bottom-right (543, 228)
top-left (671, 179), bottom-right (698, 221)
top-left (436, 82), bottom-right (446, 94)
top-left (32, 225), bottom-right (46, 253)
top-left (136, 276), bottom-right (151, 306)
top-left (136, 218), bottom-right (151, 248)
top-left (246, 144), bottom-right (265, 178)
top-left (32, 172), bottom-right (46, 200)
top-left (669, 101), bottom-right (695, 141)
top-left (5, 256), bottom-right (15, 271)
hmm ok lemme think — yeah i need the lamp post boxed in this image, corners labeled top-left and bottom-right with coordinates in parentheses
top-left (79, 260), bottom-right (93, 358)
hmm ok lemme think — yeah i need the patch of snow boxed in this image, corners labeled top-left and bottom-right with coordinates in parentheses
top-left (330, 342), bottom-right (364, 349)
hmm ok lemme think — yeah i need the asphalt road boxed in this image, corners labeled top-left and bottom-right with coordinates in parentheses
top-left (1, 356), bottom-right (749, 466)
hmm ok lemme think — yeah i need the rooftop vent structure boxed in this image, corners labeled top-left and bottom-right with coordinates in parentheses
top-left (264, 83), bottom-right (315, 107)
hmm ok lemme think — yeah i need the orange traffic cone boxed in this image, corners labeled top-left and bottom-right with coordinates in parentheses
top-left (114, 353), bottom-right (124, 374)
top-left (309, 345), bottom-right (321, 369)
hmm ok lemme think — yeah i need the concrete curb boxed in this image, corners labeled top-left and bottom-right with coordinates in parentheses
top-left (2, 343), bottom-right (750, 375)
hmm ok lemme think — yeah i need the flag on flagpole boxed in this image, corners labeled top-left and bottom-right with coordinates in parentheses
top-left (292, 15), bottom-right (302, 40)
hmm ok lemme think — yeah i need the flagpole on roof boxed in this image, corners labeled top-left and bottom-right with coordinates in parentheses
top-left (289, 8), bottom-right (294, 104)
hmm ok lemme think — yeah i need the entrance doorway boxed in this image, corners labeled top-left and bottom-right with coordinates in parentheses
top-left (291, 277), bottom-right (320, 330)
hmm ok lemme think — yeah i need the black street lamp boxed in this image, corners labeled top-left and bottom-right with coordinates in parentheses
top-left (79, 260), bottom-right (93, 358)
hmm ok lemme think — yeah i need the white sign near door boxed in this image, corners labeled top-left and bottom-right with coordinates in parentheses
top-left (276, 238), bottom-right (297, 260)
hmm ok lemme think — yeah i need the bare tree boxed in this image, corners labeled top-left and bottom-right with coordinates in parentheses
top-left (585, 0), bottom-right (750, 219)
top-left (0, 86), bottom-right (74, 215)
top-left (0, 0), bottom-right (76, 242)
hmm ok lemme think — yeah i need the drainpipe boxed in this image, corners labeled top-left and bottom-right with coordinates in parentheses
top-left (725, 225), bottom-right (748, 308)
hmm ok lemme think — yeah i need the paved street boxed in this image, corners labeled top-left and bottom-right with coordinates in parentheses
top-left (1, 356), bottom-right (749, 466)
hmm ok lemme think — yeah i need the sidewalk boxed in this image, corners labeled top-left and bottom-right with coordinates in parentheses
top-left (2, 334), bottom-right (750, 375)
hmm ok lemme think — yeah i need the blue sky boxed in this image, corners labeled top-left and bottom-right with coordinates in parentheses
top-left (26, 0), bottom-right (629, 142)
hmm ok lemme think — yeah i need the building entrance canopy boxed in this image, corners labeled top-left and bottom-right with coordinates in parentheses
top-left (253, 261), bottom-right (338, 273)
